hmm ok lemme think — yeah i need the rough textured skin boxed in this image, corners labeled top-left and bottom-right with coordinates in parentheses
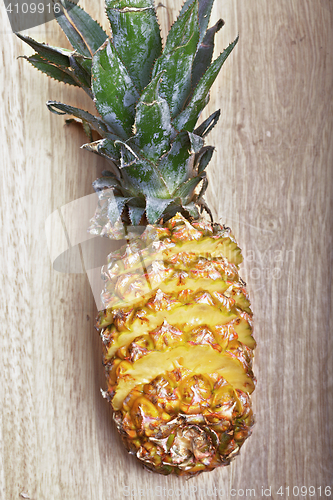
top-left (97, 214), bottom-right (256, 476)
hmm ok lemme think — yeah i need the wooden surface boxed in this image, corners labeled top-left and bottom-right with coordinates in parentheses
top-left (1, 1), bottom-right (332, 498)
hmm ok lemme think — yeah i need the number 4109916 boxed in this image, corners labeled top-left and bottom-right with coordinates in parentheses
top-left (6, 3), bottom-right (61, 14)
top-left (277, 486), bottom-right (331, 496)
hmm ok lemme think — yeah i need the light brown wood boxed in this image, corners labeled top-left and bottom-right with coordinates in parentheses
top-left (1, 1), bottom-right (332, 498)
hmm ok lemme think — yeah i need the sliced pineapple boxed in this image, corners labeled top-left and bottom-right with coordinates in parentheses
top-left (111, 344), bottom-right (255, 410)
top-left (104, 303), bottom-right (239, 359)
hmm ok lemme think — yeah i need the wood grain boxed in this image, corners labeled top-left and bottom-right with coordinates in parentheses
top-left (1, 1), bottom-right (332, 499)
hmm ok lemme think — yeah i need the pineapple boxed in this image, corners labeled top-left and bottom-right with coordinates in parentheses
top-left (18, 0), bottom-right (256, 476)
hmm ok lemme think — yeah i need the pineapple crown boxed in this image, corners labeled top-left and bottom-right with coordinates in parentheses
top-left (17, 0), bottom-right (238, 228)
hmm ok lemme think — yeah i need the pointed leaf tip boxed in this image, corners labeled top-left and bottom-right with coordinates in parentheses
top-left (179, 0), bottom-right (215, 44)
top-left (191, 19), bottom-right (225, 91)
top-left (129, 205), bottom-right (145, 226)
top-left (195, 146), bottom-right (215, 173)
top-left (55, 0), bottom-right (108, 56)
top-left (108, 196), bottom-right (130, 225)
top-left (46, 101), bottom-right (116, 138)
top-left (16, 33), bottom-right (71, 67)
top-left (25, 55), bottom-right (79, 87)
top-left (152, 0), bottom-right (199, 117)
top-left (173, 36), bottom-right (239, 132)
top-left (145, 197), bottom-right (175, 224)
top-left (194, 110), bottom-right (221, 137)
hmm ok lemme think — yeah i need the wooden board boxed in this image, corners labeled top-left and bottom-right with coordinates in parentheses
top-left (1, 1), bottom-right (332, 498)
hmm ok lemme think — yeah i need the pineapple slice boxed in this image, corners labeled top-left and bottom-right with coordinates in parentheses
top-left (104, 303), bottom-right (239, 359)
top-left (111, 345), bottom-right (255, 410)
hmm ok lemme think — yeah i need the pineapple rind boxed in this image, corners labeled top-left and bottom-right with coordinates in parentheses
top-left (112, 371), bottom-right (254, 475)
top-left (98, 214), bottom-right (255, 475)
top-left (101, 229), bottom-right (243, 281)
top-left (103, 307), bottom-right (254, 360)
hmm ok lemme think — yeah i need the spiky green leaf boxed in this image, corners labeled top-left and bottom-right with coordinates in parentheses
top-left (192, 19), bottom-right (224, 91)
top-left (188, 132), bottom-right (204, 153)
top-left (46, 101), bottom-right (117, 138)
top-left (24, 55), bottom-right (79, 86)
top-left (173, 175), bottom-right (205, 203)
top-left (118, 142), bottom-right (169, 198)
top-left (194, 110), bottom-right (221, 137)
top-left (128, 205), bottom-right (145, 225)
top-left (126, 196), bottom-right (146, 225)
top-left (145, 197), bottom-right (175, 224)
top-left (157, 133), bottom-right (193, 193)
top-left (108, 195), bottom-right (130, 224)
top-left (195, 146), bottom-right (215, 173)
top-left (55, 0), bottom-right (108, 57)
top-left (81, 139), bottom-right (121, 162)
top-left (18, 0), bottom-right (240, 225)
top-left (92, 41), bottom-right (139, 140)
top-left (74, 54), bottom-right (92, 74)
top-left (173, 36), bottom-right (239, 132)
top-left (152, 0), bottom-right (199, 117)
top-left (134, 72), bottom-right (172, 161)
top-left (16, 33), bottom-right (72, 67)
top-left (17, 33), bottom-right (93, 94)
top-left (179, 0), bottom-right (215, 44)
top-left (105, 0), bottom-right (162, 92)
top-left (69, 55), bottom-right (91, 89)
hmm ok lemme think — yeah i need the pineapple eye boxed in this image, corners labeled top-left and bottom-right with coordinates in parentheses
top-left (211, 386), bottom-right (236, 417)
top-left (127, 335), bottom-right (154, 362)
top-left (130, 397), bottom-right (160, 433)
top-left (178, 375), bottom-right (212, 406)
top-left (115, 360), bottom-right (132, 381)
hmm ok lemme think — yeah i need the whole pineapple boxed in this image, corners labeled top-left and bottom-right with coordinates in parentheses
top-left (19, 0), bottom-right (256, 476)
